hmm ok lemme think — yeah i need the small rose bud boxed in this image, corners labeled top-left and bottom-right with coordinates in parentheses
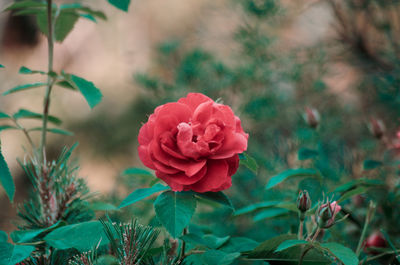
top-left (368, 118), bottom-right (385, 139)
top-left (364, 231), bottom-right (387, 254)
top-left (297, 190), bottom-right (311, 213)
top-left (303, 107), bottom-right (320, 129)
top-left (316, 201), bottom-right (341, 228)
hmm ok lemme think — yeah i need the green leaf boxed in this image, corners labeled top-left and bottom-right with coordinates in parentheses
top-left (239, 152), bottom-right (258, 174)
top-left (154, 191), bottom-right (196, 238)
top-left (3, 82), bottom-right (47, 96)
top-left (89, 202), bottom-right (119, 212)
top-left (121, 167), bottom-right (154, 177)
top-left (0, 147), bottom-right (14, 202)
top-left (0, 231), bottom-right (7, 242)
top-left (219, 237), bottom-right (259, 253)
top-left (63, 74), bottom-right (103, 108)
top-left (246, 234), bottom-right (330, 264)
top-left (13, 109), bottom-right (62, 125)
top-left (119, 183), bottom-right (169, 209)
top-left (337, 187), bottom-right (367, 203)
top-left (0, 65), bottom-right (4, 68)
top-left (235, 201), bottom-right (281, 216)
top-left (56, 80), bottom-right (76, 90)
top-left (266, 168), bottom-right (320, 189)
top-left (195, 191), bottom-right (234, 210)
top-left (4, 0), bottom-right (46, 11)
top-left (44, 221), bottom-right (109, 251)
top-left (363, 159), bottom-right (383, 170)
top-left (18, 66), bottom-right (45, 75)
top-left (0, 126), bottom-right (18, 132)
top-left (28, 127), bottom-right (73, 136)
top-left (253, 208), bottom-right (290, 221)
top-left (334, 178), bottom-right (384, 193)
top-left (320, 242), bottom-right (358, 265)
top-left (298, 148), bottom-right (319, 160)
top-left (202, 250), bottom-right (240, 265)
top-left (0, 242), bottom-right (35, 265)
top-left (181, 233), bottom-right (230, 249)
top-left (275, 239), bottom-right (308, 252)
top-left (108, 0), bottom-right (131, 11)
top-left (37, 10), bottom-right (80, 42)
top-left (0, 112), bottom-right (10, 119)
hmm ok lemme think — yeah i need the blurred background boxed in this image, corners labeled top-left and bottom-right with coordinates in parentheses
top-left (0, 0), bottom-right (400, 249)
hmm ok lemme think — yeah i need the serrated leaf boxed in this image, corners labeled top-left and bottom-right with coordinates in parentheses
top-left (202, 250), bottom-right (240, 265)
top-left (3, 82), bottom-right (47, 96)
top-left (363, 159), bottom-right (383, 170)
top-left (121, 167), bottom-right (154, 177)
top-left (63, 74), bottom-right (102, 108)
top-left (13, 109), bottom-right (62, 125)
top-left (0, 242), bottom-right (35, 265)
top-left (275, 239), bottom-right (308, 252)
top-left (0, 147), bottom-right (14, 202)
top-left (195, 191), bottom-right (234, 210)
top-left (154, 191), bottom-right (196, 238)
top-left (119, 183), bottom-right (169, 209)
top-left (298, 148), bottom-right (319, 160)
top-left (239, 152), bottom-right (258, 174)
top-left (320, 243), bottom-right (358, 265)
top-left (0, 112), bottom-right (10, 119)
top-left (44, 221), bottom-right (109, 251)
top-left (37, 10), bottom-right (80, 42)
top-left (28, 127), bottom-right (73, 136)
top-left (108, 0), bottom-right (131, 11)
top-left (18, 66), bottom-right (45, 75)
top-left (266, 168), bottom-right (320, 189)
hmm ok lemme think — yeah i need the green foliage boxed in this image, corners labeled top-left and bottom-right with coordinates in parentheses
top-left (319, 242), bottom-right (358, 265)
top-left (44, 221), bottom-right (108, 251)
top-left (265, 168), bottom-right (321, 189)
top-left (239, 152), bottom-right (259, 174)
top-left (107, 0), bottom-right (131, 12)
top-left (202, 250), bottom-right (240, 265)
top-left (195, 191), bottom-right (234, 210)
top-left (13, 109), bottom-right (62, 125)
top-left (119, 183), bottom-right (169, 209)
top-left (0, 146), bottom-right (14, 202)
top-left (0, 242), bottom-right (35, 265)
top-left (154, 191), bottom-right (196, 238)
top-left (3, 82), bottom-right (47, 96)
top-left (62, 74), bottom-right (103, 109)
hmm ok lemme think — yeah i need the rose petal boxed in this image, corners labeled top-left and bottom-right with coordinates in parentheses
top-left (210, 130), bottom-right (248, 159)
top-left (178, 93), bottom-right (213, 112)
top-left (189, 160), bottom-right (229, 193)
top-left (138, 145), bottom-right (156, 170)
top-left (157, 165), bottom-right (207, 187)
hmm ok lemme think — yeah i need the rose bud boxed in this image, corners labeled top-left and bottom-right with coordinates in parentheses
top-left (137, 93), bottom-right (248, 193)
top-left (368, 118), bottom-right (385, 139)
top-left (297, 190), bottom-right (311, 217)
top-left (303, 107), bottom-right (320, 129)
top-left (316, 201), bottom-right (341, 228)
top-left (364, 231), bottom-right (387, 254)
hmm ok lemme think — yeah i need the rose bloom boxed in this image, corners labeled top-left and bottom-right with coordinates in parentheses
top-left (138, 93), bottom-right (248, 193)
top-left (317, 201), bottom-right (341, 228)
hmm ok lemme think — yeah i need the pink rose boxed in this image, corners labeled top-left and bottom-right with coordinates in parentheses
top-left (138, 93), bottom-right (248, 193)
top-left (317, 201), bottom-right (341, 228)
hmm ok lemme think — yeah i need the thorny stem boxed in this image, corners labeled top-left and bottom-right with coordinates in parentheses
top-left (40, 0), bottom-right (55, 164)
